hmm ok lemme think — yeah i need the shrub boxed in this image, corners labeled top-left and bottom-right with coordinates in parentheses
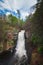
top-left (38, 46), bottom-right (43, 54)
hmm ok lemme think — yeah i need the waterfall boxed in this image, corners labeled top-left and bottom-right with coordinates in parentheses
top-left (0, 30), bottom-right (28, 65)
top-left (15, 30), bottom-right (27, 59)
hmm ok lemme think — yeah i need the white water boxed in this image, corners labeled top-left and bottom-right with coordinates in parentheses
top-left (15, 30), bottom-right (27, 59)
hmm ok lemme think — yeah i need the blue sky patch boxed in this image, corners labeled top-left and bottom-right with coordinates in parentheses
top-left (0, 0), bottom-right (4, 3)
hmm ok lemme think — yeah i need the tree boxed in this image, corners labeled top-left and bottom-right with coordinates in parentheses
top-left (17, 10), bottom-right (21, 19)
top-left (8, 14), bottom-right (25, 29)
top-left (8, 14), bottom-right (18, 27)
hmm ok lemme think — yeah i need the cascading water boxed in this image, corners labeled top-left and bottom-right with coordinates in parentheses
top-left (0, 30), bottom-right (28, 65)
top-left (15, 30), bottom-right (27, 65)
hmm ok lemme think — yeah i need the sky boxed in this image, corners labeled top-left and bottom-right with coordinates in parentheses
top-left (0, 0), bottom-right (37, 19)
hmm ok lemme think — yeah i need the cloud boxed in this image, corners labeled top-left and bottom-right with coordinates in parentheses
top-left (0, 0), bottom-right (37, 19)
top-left (0, 0), bottom-right (37, 10)
top-left (20, 11), bottom-right (29, 20)
top-left (0, 0), bottom-right (12, 10)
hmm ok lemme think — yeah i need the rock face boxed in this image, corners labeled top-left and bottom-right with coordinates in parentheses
top-left (0, 30), bottom-right (33, 65)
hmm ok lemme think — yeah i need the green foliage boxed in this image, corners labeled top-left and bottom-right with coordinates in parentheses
top-left (8, 14), bottom-right (25, 28)
top-left (0, 14), bottom-right (25, 43)
top-left (0, 21), bottom-right (6, 41)
top-left (19, 19), bottom-right (25, 27)
top-left (31, 34), bottom-right (38, 45)
top-left (31, 33), bottom-right (43, 45)
top-left (29, 0), bottom-right (43, 46)
top-left (38, 46), bottom-right (43, 54)
top-left (8, 14), bottom-right (18, 26)
top-left (7, 40), bottom-right (14, 46)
